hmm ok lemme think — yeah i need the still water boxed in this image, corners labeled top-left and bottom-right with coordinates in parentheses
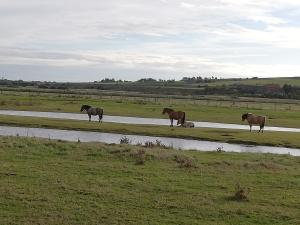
top-left (0, 125), bottom-right (299, 156)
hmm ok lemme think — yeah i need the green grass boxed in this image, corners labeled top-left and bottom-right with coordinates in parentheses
top-left (1, 91), bottom-right (300, 128)
top-left (0, 136), bottom-right (299, 225)
top-left (205, 77), bottom-right (300, 87)
top-left (1, 115), bottom-right (300, 148)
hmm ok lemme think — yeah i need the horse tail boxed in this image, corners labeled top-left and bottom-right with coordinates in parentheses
top-left (100, 109), bottom-right (103, 120)
top-left (260, 116), bottom-right (266, 129)
top-left (262, 116), bottom-right (266, 128)
top-left (182, 112), bottom-right (186, 124)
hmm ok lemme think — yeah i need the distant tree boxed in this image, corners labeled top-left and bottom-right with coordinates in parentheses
top-left (283, 84), bottom-right (293, 96)
top-left (100, 78), bottom-right (116, 83)
top-left (137, 78), bottom-right (157, 82)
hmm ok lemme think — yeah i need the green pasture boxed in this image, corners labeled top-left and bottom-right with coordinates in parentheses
top-left (205, 77), bottom-right (300, 87)
top-left (0, 136), bottom-right (299, 225)
top-left (0, 115), bottom-right (299, 148)
top-left (1, 91), bottom-right (300, 128)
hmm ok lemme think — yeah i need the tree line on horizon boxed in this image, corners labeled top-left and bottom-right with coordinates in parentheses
top-left (0, 77), bottom-right (300, 100)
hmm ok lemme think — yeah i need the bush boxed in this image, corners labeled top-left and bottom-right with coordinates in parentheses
top-left (135, 149), bottom-right (146, 165)
top-left (234, 183), bottom-right (249, 201)
top-left (144, 141), bottom-right (155, 148)
top-left (120, 136), bottom-right (131, 144)
top-left (216, 146), bottom-right (224, 152)
top-left (174, 155), bottom-right (197, 168)
top-left (155, 139), bottom-right (168, 148)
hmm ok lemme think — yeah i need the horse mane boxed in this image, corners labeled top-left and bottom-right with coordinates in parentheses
top-left (81, 105), bottom-right (92, 112)
top-left (83, 105), bottom-right (91, 109)
top-left (163, 107), bottom-right (174, 111)
top-left (242, 113), bottom-right (248, 120)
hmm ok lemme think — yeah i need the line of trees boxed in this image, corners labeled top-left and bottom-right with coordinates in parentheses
top-left (1, 78), bottom-right (300, 99)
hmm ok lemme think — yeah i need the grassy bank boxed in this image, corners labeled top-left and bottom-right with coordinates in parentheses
top-left (1, 91), bottom-right (300, 128)
top-left (0, 136), bottom-right (299, 225)
top-left (0, 115), bottom-right (300, 148)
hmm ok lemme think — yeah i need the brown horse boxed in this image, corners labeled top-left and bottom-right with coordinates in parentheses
top-left (162, 108), bottom-right (185, 127)
top-left (81, 105), bottom-right (103, 122)
top-left (242, 113), bottom-right (266, 132)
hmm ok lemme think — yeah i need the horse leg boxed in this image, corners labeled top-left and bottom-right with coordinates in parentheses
top-left (99, 115), bottom-right (101, 123)
top-left (170, 119), bottom-right (173, 127)
top-left (89, 115), bottom-right (91, 122)
top-left (260, 125), bottom-right (264, 133)
top-left (249, 124), bottom-right (252, 132)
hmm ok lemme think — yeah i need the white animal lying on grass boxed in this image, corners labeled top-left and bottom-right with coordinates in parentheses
top-left (181, 121), bottom-right (195, 128)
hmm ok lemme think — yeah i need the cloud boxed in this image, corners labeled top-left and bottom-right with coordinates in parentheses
top-left (0, 0), bottom-right (300, 81)
top-left (180, 2), bottom-right (195, 9)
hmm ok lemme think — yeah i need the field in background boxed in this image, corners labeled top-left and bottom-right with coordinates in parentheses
top-left (0, 136), bottom-right (299, 225)
top-left (2, 76), bottom-right (300, 100)
top-left (1, 90), bottom-right (300, 128)
top-left (203, 77), bottom-right (300, 87)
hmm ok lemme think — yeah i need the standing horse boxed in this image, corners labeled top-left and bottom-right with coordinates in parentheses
top-left (162, 108), bottom-right (186, 127)
top-left (242, 113), bottom-right (266, 132)
top-left (80, 105), bottom-right (103, 122)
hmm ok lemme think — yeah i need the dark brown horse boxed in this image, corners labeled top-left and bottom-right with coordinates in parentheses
top-left (162, 108), bottom-right (185, 127)
top-left (242, 113), bottom-right (266, 132)
top-left (80, 105), bottom-right (103, 122)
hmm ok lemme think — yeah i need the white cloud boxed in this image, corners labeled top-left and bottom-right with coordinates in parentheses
top-left (180, 2), bottom-right (195, 9)
top-left (0, 0), bottom-right (300, 80)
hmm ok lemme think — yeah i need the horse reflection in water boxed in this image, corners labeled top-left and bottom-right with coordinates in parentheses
top-left (162, 108), bottom-right (186, 127)
top-left (80, 105), bottom-right (103, 123)
top-left (242, 113), bottom-right (266, 133)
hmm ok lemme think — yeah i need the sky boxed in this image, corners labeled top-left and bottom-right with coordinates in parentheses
top-left (1, 0), bottom-right (300, 81)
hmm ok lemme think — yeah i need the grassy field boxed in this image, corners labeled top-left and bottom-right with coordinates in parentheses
top-left (1, 115), bottom-right (300, 148)
top-left (1, 91), bottom-right (300, 128)
top-left (205, 77), bottom-right (300, 87)
top-left (0, 136), bottom-right (299, 225)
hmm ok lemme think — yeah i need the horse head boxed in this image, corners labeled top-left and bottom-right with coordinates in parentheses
top-left (242, 113), bottom-right (249, 121)
top-left (162, 107), bottom-right (173, 115)
top-left (80, 105), bottom-right (91, 112)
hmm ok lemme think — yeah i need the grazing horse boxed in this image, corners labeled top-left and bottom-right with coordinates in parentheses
top-left (162, 108), bottom-right (185, 127)
top-left (242, 113), bottom-right (266, 133)
top-left (80, 105), bottom-right (103, 122)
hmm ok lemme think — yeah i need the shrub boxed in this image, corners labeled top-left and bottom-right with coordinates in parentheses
top-left (174, 155), bottom-right (197, 168)
top-left (216, 146), bottom-right (224, 152)
top-left (120, 136), bottom-right (131, 144)
top-left (234, 183), bottom-right (249, 201)
top-left (155, 139), bottom-right (168, 148)
top-left (144, 141), bottom-right (155, 148)
top-left (135, 149), bottom-right (146, 165)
